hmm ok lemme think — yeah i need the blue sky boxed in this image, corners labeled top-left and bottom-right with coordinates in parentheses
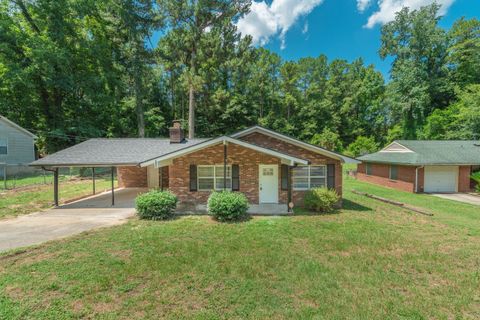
top-left (236, 0), bottom-right (480, 78)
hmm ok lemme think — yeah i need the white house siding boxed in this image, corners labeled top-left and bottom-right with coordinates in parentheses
top-left (0, 118), bottom-right (36, 175)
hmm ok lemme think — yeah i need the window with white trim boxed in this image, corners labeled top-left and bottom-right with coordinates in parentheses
top-left (0, 139), bottom-right (7, 155)
top-left (292, 165), bottom-right (326, 190)
top-left (197, 165), bottom-right (232, 191)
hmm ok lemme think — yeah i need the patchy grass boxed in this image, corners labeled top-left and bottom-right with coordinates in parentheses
top-left (1, 178), bottom-right (480, 319)
top-left (345, 175), bottom-right (480, 235)
top-left (0, 178), bottom-right (114, 219)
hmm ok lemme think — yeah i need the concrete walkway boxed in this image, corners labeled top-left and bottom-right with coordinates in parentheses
top-left (432, 193), bottom-right (480, 206)
top-left (0, 188), bottom-right (144, 253)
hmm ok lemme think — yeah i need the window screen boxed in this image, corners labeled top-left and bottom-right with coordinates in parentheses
top-left (197, 165), bottom-right (232, 191)
top-left (292, 165), bottom-right (327, 190)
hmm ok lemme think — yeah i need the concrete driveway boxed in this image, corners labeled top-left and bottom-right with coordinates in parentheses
top-left (432, 193), bottom-right (480, 206)
top-left (0, 188), bottom-right (145, 253)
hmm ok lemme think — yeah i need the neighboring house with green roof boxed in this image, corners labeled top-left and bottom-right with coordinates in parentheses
top-left (356, 141), bottom-right (480, 193)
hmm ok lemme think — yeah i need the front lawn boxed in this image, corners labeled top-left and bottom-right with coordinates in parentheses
top-left (1, 178), bottom-right (479, 319)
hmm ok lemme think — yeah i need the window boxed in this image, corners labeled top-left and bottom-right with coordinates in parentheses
top-left (0, 139), bottom-right (7, 155)
top-left (197, 165), bottom-right (232, 191)
top-left (389, 165), bottom-right (398, 180)
top-left (292, 165), bottom-right (326, 190)
top-left (365, 163), bottom-right (372, 175)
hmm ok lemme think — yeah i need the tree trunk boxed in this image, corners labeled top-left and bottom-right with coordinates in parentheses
top-left (188, 49), bottom-right (196, 139)
top-left (134, 61), bottom-right (145, 138)
top-left (188, 83), bottom-right (195, 139)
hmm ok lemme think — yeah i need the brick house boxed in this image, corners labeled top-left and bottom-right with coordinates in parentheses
top-left (31, 122), bottom-right (353, 212)
top-left (357, 141), bottom-right (480, 193)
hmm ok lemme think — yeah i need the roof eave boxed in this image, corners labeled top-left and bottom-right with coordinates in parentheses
top-left (230, 125), bottom-right (354, 163)
top-left (0, 116), bottom-right (38, 139)
top-left (29, 162), bottom-right (140, 168)
top-left (139, 136), bottom-right (309, 167)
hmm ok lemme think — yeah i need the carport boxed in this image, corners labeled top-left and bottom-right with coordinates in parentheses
top-left (42, 165), bottom-right (117, 207)
top-left (29, 137), bottom-right (207, 207)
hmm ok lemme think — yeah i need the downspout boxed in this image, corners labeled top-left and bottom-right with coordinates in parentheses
top-left (223, 140), bottom-right (227, 190)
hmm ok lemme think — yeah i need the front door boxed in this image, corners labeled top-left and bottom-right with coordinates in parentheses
top-left (259, 164), bottom-right (278, 203)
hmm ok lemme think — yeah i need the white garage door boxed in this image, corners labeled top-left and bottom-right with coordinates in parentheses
top-left (424, 166), bottom-right (458, 193)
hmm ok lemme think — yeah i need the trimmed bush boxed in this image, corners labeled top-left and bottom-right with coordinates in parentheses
top-left (304, 188), bottom-right (340, 213)
top-left (208, 191), bottom-right (249, 222)
top-left (471, 172), bottom-right (480, 192)
top-left (135, 190), bottom-right (178, 220)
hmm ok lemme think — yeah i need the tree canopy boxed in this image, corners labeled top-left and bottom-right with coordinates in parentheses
top-left (0, 1), bottom-right (479, 154)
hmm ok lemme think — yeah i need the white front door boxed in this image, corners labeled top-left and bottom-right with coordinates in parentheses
top-left (147, 166), bottom-right (159, 189)
top-left (259, 164), bottom-right (278, 203)
top-left (424, 166), bottom-right (458, 193)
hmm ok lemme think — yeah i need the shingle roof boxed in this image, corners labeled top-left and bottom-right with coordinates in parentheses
top-left (358, 140), bottom-right (480, 165)
top-left (30, 138), bottom-right (208, 167)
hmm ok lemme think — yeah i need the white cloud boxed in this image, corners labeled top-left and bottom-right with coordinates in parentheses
top-left (363, 0), bottom-right (456, 28)
top-left (357, 0), bottom-right (372, 12)
top-left (237, 0), bottom-right (324, 49)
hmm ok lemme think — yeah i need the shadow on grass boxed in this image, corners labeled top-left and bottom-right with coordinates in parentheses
top-left (342, 199), bottom-right (373, 212)
top-left (293, 199), bottom-right (373, 215)
top-left (293, 207), bottom-right (340, 216)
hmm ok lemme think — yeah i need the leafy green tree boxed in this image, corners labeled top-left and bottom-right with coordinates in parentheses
top-left (157, 0), bottom-right (250, 138)
top-left (345, 136), bottom-right (379, 157)
top-left (380, 4), bottom-right (453, 139)
top-left (422, 84), bottom-right (480, 140)
top-left (448, 18), bottom-right (480, 86)
top-left (310, 128), bottom-right (343, 152)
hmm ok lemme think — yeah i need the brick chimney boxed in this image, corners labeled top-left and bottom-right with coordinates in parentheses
top-left (169, 120), bottom-right (184, 143)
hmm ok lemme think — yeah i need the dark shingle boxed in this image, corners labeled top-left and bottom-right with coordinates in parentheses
top-left (358, 140), bottom-right (480, 165)
top-left (30, 138), bottom-right (208, 167)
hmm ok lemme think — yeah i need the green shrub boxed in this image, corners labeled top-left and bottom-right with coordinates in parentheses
top-left (135, 190), bottom-right (178, 220)
top-left (207, 191), bottom-right (249, 222)
top-left (303, 188), bottom-right (340, 213)
top-left (471, 172), bottom-right (480, 192)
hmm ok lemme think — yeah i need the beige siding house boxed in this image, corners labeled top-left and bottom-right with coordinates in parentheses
top-left (0, 116), bottom-right (37, 175)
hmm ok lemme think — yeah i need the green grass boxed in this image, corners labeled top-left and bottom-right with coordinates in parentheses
top-left (0, 173), bottom-right (55, 189)
top-left (345, 175), bottom-right (480, 235)
top-left (0, 177), bottom-right (114, 219)
top-left (1, 178), bottom-right (480, 319)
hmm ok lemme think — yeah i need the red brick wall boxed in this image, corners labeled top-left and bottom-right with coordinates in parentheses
top-left (117, 166), bottom-right (147, 188)
top-left (357, 162), bottom-right (417, 193)
top-left (458, 166), bottom-right (472, 192)
top-left (358, 163), bottom-right (473, 193)
top-left (239, 132), bottom-right (343, 200)
top-left (118, 132), bottom-right (344, 207)
top-left (169, 143), bottom-right (287, 205)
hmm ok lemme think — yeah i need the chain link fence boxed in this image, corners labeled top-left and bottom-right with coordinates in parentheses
top-left (0, 165), bottom-right (113, 190)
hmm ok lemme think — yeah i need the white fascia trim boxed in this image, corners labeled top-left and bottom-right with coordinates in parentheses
top-left (231, 126), bottom-right (346, 162)
top-left (379, 141), bottom-right (414, 153)
top-left (0, 116), bottom-right (38, 139)
top-left (140, 136), bottom-right (309, 167)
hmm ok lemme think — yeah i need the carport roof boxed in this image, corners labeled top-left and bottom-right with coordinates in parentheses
top-left (358, 140), bottom-right (480, 165)
top-left (30, 138), bottom-right (208, 167)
